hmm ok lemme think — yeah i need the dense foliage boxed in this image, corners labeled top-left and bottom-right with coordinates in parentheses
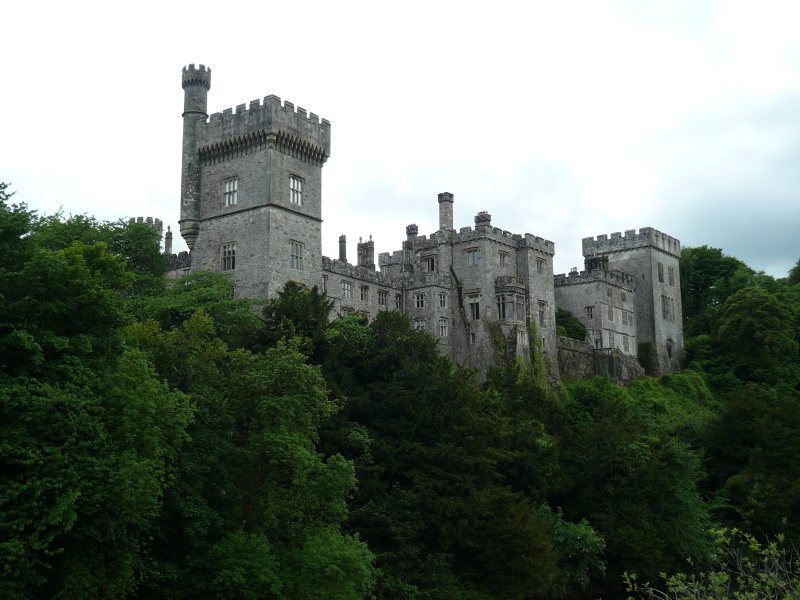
top-left (2, 184), bottom-right (800, 599)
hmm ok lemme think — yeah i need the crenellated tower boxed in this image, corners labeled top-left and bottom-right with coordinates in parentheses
top-left (180, 64), bottom-right (211, 250)
top-left (178, 64), bottom-right (331, 298)
top-left (582, 227), bottom-right (684, 375)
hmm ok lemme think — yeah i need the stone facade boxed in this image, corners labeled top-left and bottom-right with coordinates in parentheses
top-left (169, 65), bottom-right (685, 381)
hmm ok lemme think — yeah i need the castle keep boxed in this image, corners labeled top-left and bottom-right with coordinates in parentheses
top-left (170, 64), bottom-right (685, 380)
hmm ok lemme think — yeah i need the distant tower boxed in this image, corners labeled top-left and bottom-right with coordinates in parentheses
top-left (179, 64), bottom-right (211, 250)
top-left (583, 228), bottom-right (684, 375)
top-left (178, 65), bottom-right (331, 298)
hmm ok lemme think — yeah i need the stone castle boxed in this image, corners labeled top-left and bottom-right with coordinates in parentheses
top-left (165, 64), bottom-right (685, 382)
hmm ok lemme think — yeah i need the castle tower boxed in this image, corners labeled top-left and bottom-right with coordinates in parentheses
top-left (357, 235), bottom-right (375, 269)
top-left (582, 228), bottom-right (684, 375)
top-left (180, 64), bottom-right (210, 250)
top-left (178, 65), bottom-right (331, 298)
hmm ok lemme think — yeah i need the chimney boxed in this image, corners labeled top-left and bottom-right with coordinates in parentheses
top-left (339, 234), bottom-right (347, 263)
top-left (438, 192), bottom-right (454, 231)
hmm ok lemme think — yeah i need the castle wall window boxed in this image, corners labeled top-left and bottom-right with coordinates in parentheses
top-left (221, 242), bottom-right (236, 271)
top-left (500, 252), bottom-right (508, 267)
top-left (623, 335), bottom-right (630, 353)
top-left (516, 295), bottom-right (526, 319)
top-left (439, 318), bottom-right (448, 337)
top-left (414, 318), bottom-right (427, 331)
top-left (342, 280), bottom-right (353, 299)
top-left (379, 290), bottom-right (388, 307)
top-left (290, 241), bottom-right (304, 271)
top-left (621, 292), bottom-right (627, 303)
top-left (536, 259), bottom-right (545, 275)
top-left (322, 275), bottom-right (328, 293)
top-left (415, 293), bottom-right (425, 308)
top-left (607, 288), bottom-right (613, 299)
top-left (661, 295), bottom-right (675, 322)
top-left (622, 310), bottom-right (628, 326)
top-left (468, 295), bottom-right (480, 319)
top-left (223, 177), bottom-right (238, 206)
top-left (668, 265), bottom-right (675, 287)
top-left (395, 294), bottom-right (402, 310)
top-left (467, 249), bottom-right (480, 265)
top-left (585, 306), bottom-right (593, 319)
top-left (496, 293), bottom-right (514, 320)
top-left (439, 293), bottom-right (447, 308)
top-left (608, 305), bottom-right (614, 321)
top-left (538, 301), bottom-right (546, 327)
top-left (424, 256), bottom-right (436, 272)
top-left (361, 286), bottom-right (370, 302)
top-left (658, 262), bottom-right (665, 283)
top-left (470, 332), bottom-right (477, 344)
top-left (608, 331), bottom-right (615, 347)
top-left (517, 330), bottom-right (528, 345)
top-left (290, 175), bottom-right (303, 205)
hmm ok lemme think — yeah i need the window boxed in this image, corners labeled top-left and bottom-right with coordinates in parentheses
top-left (424, 256), bottom-right (435, 272)
top-left (500, 252), bottom-right (508, 267)
top-left (607, 288), bottom-right (613, 299)
top-left (621, 292), bottom-right (627, 303)
top-left (668, 265), bottom-right (675, 287)
top-left (536, 259), bottom-right (545, 275)
top-left (378, 290), bottom-right (388, 307)
top-left (628, 311), bottom-right (634, 327)
top-left (608, 331), bottom-right (615, 348)
top-left (658, 262), bottom-right (664, 283)
top-left (585, 306), bottom-right (593, 319)
top-left (395, 294), bottom-right (402, 310)
top-left (516, 295), bottom-right (526, 319)
top-left (622, 310), bottom-right (628, 326)
top-left (290, 241), bottom-right (304, 271)
top-left (497, 293), bottom-right (514, 320)
top-left (322, 275), bottom-right (328, 293)
top-left (608, 305), bottom-right (614, 321)
top-left (467, 249), bottom-right (480, 265)
top-left (661, 295), bottom-right (675, 322)
top-left (361, 286), bottom-right (369, 302)
top-left (342, 280), bottom-right (353, 299)
top-left (439, 293), bottom-right (447, 308)
top-left (439, 318), bottom-right (448, 337)
top-left (517, 330), bottom-right (528, 346)
top-left (468, 295), bottom-right (480, 319)
top-left (538, 301), bottom-right (546, 327)
top-left (414, 318), bottom-right (427, 331)
top-left (221, 242), bottom-right (236, 271)
top-left (223, 177), bottom-right (238, 206)
top-left (415, 293), bottom-right (425, 308)
top-left (623, 335), bottom-right (630, 353)
top-left (290, 175), bottom-right (303, 205)
top-left (470, 332), bottom-right (477, 344)
top-left (594, 339), bottom-right (601, 349)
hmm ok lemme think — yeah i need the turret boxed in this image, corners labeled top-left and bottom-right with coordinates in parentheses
top-left (357, 235), bottom-right (375, 269)
top-left (179, 63), bottom-right (211, 250)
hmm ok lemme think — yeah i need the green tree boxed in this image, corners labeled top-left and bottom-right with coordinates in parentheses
top-left (626, 528), bottom-right (800, 600)
top-left (555, 308), bottom-right (587, 341)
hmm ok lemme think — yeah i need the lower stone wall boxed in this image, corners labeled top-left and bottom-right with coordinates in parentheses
top-left (557, 337), bottom-right (646, 385)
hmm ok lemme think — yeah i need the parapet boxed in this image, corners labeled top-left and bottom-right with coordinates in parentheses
top-left (197, 93), bottom-right (330, 164)
top-left (182, 64), bottom-right (211, 90)
top-left (522, 233), bottom-right (555, 255)
top-left (130, 216), bottom-right (164, 236)
top-left (554, 268), bottom-right (635, 289)
top-left (582, 227), bottom-right (681, 258)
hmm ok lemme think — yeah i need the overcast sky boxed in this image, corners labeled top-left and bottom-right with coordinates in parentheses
top-left (3, 0), bottom-right (799, 277)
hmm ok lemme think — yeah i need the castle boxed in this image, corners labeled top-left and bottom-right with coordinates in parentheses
top-left (167, 64), bottom-right (685, 382)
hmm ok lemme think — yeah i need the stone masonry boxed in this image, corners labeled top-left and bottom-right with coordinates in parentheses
top-left (169, 65), bottom-right (685, 380)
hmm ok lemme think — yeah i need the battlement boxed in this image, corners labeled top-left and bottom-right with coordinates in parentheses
top-left (196, 94), bottom-right (330, 165)
top-left (554, 268), bottom-right (635, 289)
top-left (322, 256), bottom-right (400, 287)
top-left (129, 216), bottom-right (163, 235)
top-left (182, 64), bottom-right (211, 89)
top-left (582, 227), bottom-right (681, 258)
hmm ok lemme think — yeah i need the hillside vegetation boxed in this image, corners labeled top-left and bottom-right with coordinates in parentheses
top-left (2, 183), bottom-right (799, 599)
